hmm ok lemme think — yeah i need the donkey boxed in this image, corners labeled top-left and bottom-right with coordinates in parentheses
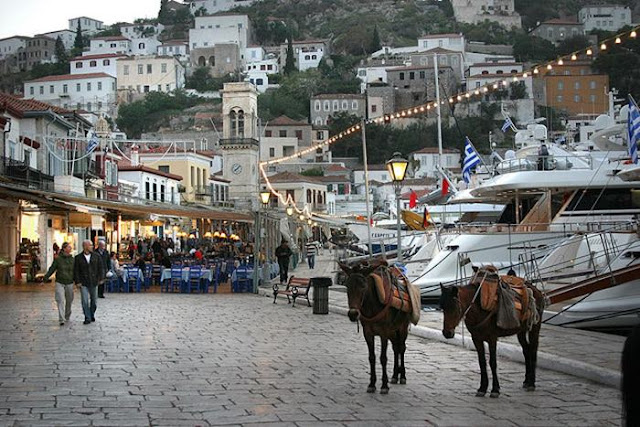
top-left (339, 260), bottom-right (411, 394)
top-left (439, 266), bottom-right (544, 398)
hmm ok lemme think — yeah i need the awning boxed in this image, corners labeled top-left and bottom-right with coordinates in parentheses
top-left (54, 200), bottom-right (107, 215)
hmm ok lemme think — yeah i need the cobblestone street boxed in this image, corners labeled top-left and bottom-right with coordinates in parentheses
top-left (0, 285), bottom-right (622, 426)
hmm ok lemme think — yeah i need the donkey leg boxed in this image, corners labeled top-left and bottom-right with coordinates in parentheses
top-left (380, 337), bottom-right (390, 394)
top-left (390, 335), bottom-right (399, 384)
top-left (365, 332), bottom-right (377, 393)
top-left (399, 329), bottom-right (408, 384)
top-left (472, 336), bottom-right (488, 397)
top-left (527, 323), bottom-right (542, 391)
top-left (517, 331), bottom-right (532, 388)
top-left (488, 338), bottom-right (500, 398)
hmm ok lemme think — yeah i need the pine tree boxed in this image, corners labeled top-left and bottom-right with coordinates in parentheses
top-left (158, 0), bottom-right (169, 24)
top-left (284, 35), bottom-right (296, 75)
top-left (54, 36), bottom-right (68, 63)
top-left (73, 20), bottom-right (84, 54)
top-left (369, 25), bottom-right (381, 54)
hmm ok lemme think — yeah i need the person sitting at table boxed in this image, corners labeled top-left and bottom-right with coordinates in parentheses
top-left (133, 254), bottom-right (146, 271)
top-left (194, 247), bottom-right (204, 262)
top-left (158, 252), bottom-right (171, 269)
top-left (109, 252), bottom-right (125, 278)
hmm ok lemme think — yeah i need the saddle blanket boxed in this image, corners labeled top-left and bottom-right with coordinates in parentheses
top-left (371, 266), bottom-right (421, 325)
top-left (481, 274), bottom-right (532, 321)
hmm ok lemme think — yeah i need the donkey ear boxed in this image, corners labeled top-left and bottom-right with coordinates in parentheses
top-left (338, 262), bottom-right (352, 274)
top-left (451, 286), bottom-right (459, 297)
top-left (472, 265), bottom-right (479, 273)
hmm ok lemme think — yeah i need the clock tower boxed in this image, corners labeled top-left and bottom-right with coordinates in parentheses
top-left (220, 82), bottom-right (260, 210)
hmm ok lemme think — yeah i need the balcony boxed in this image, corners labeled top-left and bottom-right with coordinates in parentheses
top-left (219, 137), bottom-right (259, 148)
top-left (1, 157), bottom-right (54, 191)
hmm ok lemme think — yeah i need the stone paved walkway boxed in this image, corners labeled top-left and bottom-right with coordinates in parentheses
top-left (0, 283), bottom-right (621, 426)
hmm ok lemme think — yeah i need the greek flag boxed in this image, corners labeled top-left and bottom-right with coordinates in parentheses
top-left (462, 137), bottom-right (481, 184)
top-left (87, 130), bottom-right (99, 153)
top-left (627, 96), bottom-right (640, 164)
top-left (501, 117), bottom-right (513, 133)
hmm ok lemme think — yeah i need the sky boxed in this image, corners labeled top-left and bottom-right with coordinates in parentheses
top-left (0, 0), bottom-right (162, 39)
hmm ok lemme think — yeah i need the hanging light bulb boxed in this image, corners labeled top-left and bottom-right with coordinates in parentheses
top-left (631, 30), bottom-right (637, 38)
top-left (615, 37), bottom-right (622, 44)
top-left (586, 48), bottom-right (593, 55)
top-left (449, 97), bottom-right (454, 103)
top-left (512, 76), bottom-right (518, 82)
top-left (522, 72), bottom-right (528, 78)
top-left (557, 58), bottom-right (564, 65)
top-left (493, 83), bottom-right (498, 89)
top-left (533, 68), bottom-right (539, 74)
top-left (483, 87), bottom-right (489, 93)
top-left (600, 43), bottom-right (607, 51)
top-left (419, 106), bottom-right (425, 112)
top-left (457, 95), bottom-right (462, 101)
top-left (474, 89), bottom-right (480, 95)
top-left (571, 53), bottom-right (578, 61)
top-left (546, 64), bottom-right (553, 70)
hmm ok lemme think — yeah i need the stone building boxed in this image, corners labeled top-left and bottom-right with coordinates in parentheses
top-left (451, 0), bottom-right (521, 29)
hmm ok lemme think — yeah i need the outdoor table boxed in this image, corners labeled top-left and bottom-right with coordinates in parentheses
top-left (122, 268), bottom-right (143, 292)
top-left (160, 267), bottom-right (214, 292)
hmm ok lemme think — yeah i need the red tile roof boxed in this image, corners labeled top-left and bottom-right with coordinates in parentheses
top-left (262, 171), bottom-right (325, 185)
top-left (267, 115), bottom-right (309, 126)
top-left (0, 92), bottom-right (71, 118)
top-left (118, 165), bottom-right (183, 181)
top-left (326, 164), bottom-right (349, 172)
top-left (26, 73), bottom-right (114, 83)
top-left (71, 53), bottom-right (127, 61)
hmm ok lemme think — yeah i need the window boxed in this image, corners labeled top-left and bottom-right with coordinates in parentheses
top-left (557, 95), bottom-right (563, 102)
top-left (409, 71), bottom-right (415, 80)
top-left (161, 63), bottom-right (167, 73)
top-left (419, 71), bottom-right (425, 79)
top-left (63, 84), bottom-right (68, 94)
top-left (29, 87), bottom-right (34, 95)
top-left (75, 62), bottom-right (83, 68)
top-left (139, 42), bottom-right (145, 50)
top-left (256, 78), bottom-right (263, 85)
top-left (110, 43), bottom-right (116, 48)
top-left (39, 86), bottom-right (44, 95)
top-left (295, 130), bottom-right (303, 140)
top-left (97, 101), bottom-right (102, 110)
top-left (352, 101), bottom-right (358, 110)
top-left (279, 130), bottom-right (287, 137)
top-left (316, 131), bottom-right (324, 139)
top-left (158, 165), bottom-right (170, 173)
top-left (87, 102), bottom-right (92, 111)
top-left (152, 183), bottom-right (157, 201)
top-left (89, 60), bottom-right (97, 67)
top-left (269, 147), bottom-right (275, 157)
top-left (146, 64), bottom-right (152, 74)
top-left (166, 84), bottom-right (171, 91)
top-left (138, 64), bottom-right (143, 74)
top-left (160, 184), bottom-right (165, 202)
top-left (323, 101), bottom-right (330, 111)
top-left (371, 105), bottom-right (377, 113)
top-left (97, 81), bottom-right (102, 90)
top-left (123, 65), bottom-right (129, 75)
top-left (333, 100), bottom-right (339, 111)
top-left (399, 72), bottom-right (405, 80)
top-left (314, 101), bottom-right (321, 111)
top-left (558, 81), bottom-right (564, 90)
top-left (590, 80), bottom-right (597, 89)
top-left (143, 85), bottom-right (149, 93)
top-left (574, 95), bottom-right (581, 103)
top-left (87, 82), bottom-right (91, 91)
top-left (49, 85), bottom-right (54, 94)
top-left (574, 81), bottom-right (581, 90)
top-left (103, 59), bottom-right (110, 66)
top-left (590, 94), bottom-right (597, 102)
top-left (265, 130), bottom-right (272, 137)
top-left (145, 181), bottom-right (150, 199)
top-left (342, 101), bottom-right (348, 110)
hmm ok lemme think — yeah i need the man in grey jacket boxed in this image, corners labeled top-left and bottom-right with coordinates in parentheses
top-left (95, 240), bottom-right (110, 298)
top-left (43, 242), bottom-right (75, 325)
top-left (74, 240), bottom-right (104, 325)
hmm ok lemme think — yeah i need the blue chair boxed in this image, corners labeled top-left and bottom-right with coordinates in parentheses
top-left (152, 264), bottom-right (162, 286)
top-left (107, 275), bottom-right (120, 293)
top-left (125, 268), bottom-right (142, 292)
top-left (187, 266), bottom-right (202, 293)
top-left (144, 264), bottom-right (153, 291)
top-left (233, 267), bottom-right (251, 293)
top-left (170, 268), bottom-right (184, 293)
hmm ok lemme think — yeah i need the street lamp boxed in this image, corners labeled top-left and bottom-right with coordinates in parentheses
top-left (386, 152), bottom-right (409, 263)
top-left (260, 189), bottom-right (271, 207)
top-left (286, 205), bottom-right (294, 216)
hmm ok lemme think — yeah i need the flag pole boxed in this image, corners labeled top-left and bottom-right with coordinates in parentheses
top-left (361, 118), bottom-right (374, 257)
top-left (465, 136), bottom-right (487, 168)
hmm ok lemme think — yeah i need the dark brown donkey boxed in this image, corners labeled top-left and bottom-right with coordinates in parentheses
top-left (439, 266), bottom-right (544, 398)
top-left (339, 260), bottom-right (411, 394)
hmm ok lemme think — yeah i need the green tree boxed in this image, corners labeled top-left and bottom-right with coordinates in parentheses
top-left (368, 25), bottom-right (382, 54)
top-left (158, 0), bottom-right (170, 24)
top-left (186, 67), bottom-right (216, 92)
top-left (513, 33), bottom-right (557, 62)
top-left (72, 20), bottom-right (84, 56)
top-left (593, 38), bottom-right (640, 100)
top-left (557, 35), bottom-right (591, 56)
top-left (116, 101), bottom-right (149, 138)
top-left (509, 81), bottom-right (528, 100)
top-left (284, 36), bottom-right (296, 75)
top-left (54, 36), bottom-right (68, 63)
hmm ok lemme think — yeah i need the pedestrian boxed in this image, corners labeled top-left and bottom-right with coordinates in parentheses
top-left (43, 242), bottom-right (75, 326)
top-left (305, 240), bottom-right (317, 270)
top-left (73, 240), bottom-right (104, 325)
top-left (95, 240), bottom-right (110, 298)
top-left (275, 240), bottom-right (292, 284)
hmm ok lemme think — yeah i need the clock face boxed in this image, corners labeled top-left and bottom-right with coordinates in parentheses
top-left (232, 163), bottom-right (243, 175)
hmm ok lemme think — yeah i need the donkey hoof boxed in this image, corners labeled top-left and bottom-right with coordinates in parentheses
top-left (380, 388), bottom-right (389, 395)
top-left (475, 391), bottom-right (486, 397)
top-left (525, 385), bottom-right (536, 392)
top-left (399, 378), bottom-right (406, 385)
top-left (390, 378), bottom-right (398, 384)
top-left (367, 386), bottom-right (376, 393)
top-left (490, 391), bottom-right (500, 398)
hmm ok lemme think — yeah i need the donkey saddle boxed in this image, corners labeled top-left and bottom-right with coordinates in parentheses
top-left (369, 265), bottom-right (421, 325)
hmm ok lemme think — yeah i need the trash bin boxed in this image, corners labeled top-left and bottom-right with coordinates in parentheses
top-left (311, 277), bottom-right (332, 314)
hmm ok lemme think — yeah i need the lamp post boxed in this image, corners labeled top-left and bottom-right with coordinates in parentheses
top-left (253, 189), bottom-right (271, 293)
top-left (386, 152), bottom-right (409, 263)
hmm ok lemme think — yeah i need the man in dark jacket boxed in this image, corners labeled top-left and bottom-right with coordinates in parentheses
top-left (95, 240), bottom-right (110, 299)
top-left (275, 240), bottom-right (292, 284)
top-left (43, 242), bottom-right (75, 325)
top-left (74, 240), bottom-right (105, 325)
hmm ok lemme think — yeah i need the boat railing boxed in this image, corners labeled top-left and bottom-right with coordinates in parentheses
top-left (443, 220), bottom-right (636, 235)
top-left (495, 153), bottom-right (593, 174)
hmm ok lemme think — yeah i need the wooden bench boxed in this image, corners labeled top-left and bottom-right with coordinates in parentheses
top-left (273, 276), bottom-right (311, 307)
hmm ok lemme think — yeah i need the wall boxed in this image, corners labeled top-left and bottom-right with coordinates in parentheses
top-left (70, 55), bottom-right (120, 77)
top-left (310, 96), bottom-right (366, 126)
top-left (117, 56), bottom-right (185, 95)
top-left (24, 75), bottom-right (116, 116)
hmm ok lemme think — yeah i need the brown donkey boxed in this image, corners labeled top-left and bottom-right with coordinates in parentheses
top-left (439, 266), bottom-right (544, 398)
top-left (339, 260), bottom-right (412, 394)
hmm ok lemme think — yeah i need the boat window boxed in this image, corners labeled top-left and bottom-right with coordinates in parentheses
top-left (565, 189), bottom-right (638, 211)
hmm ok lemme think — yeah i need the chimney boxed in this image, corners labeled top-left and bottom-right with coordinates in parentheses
top-left (131, 144), bottom-right (139, 166)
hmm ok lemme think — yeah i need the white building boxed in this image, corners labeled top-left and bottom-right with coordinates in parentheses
top-left (88, 36), bottom-right (131, 56)
top-left (120, 22), bottom-right (165, 38)
top-left (451, 0), bottom-right (521, 28)
top-left (70, 53), bottom-right (125, 78)
top-left (189, 14), bottom-right (251, 52)
top-left (188, 0), bottom-right (259, 15)
top-left (24, 73), bottom-right (117, 116)
top-left (245, 56), bottom-right (278, 92)
top-left (468, 61), bottom-right (523, 76)
top-left (245, 46), bottom-right (265, 63)
top-left (0, 36), bottom-right (29, 60)
top-left (157, 40), bottom-right (189, 60)
top-left (411, 147), bottom-right (460, 178)
top-left (37, 30), bottom-right (76, 52)
top-left (467, 74), bottom-right (534, 99)
top-left (298, 46), bottom-right (324, 71)
top-left (118, 165), bottom-right (183, 205)
top-left (578, 5), bottom-right (632, 32)
top-left (353, 166), bottom-right (392, 187)
top-left (68, 17), bottom-right (104, 35)
top-left (116, 56), bottom-right (186, 97)
top-left (417, 33), bottom-right (465, 54)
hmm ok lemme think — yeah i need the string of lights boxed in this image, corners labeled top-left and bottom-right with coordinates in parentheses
top-left (258, 24), bottom-right (640, 218)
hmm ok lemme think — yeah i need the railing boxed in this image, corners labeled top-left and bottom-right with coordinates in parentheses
top-left (219, 137), bottom-right (259, 148)
top-left (1, 157), bottom-right (54, 191)
top-left (495, 154), bottom-right (593, 174)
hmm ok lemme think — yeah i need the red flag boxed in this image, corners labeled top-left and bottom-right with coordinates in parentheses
top-left (441, 178), bottom-right (450, 196)
top-left (409, 190), bottom-right (417, 208)
top-left (422, 207), bottom-right (432, 228)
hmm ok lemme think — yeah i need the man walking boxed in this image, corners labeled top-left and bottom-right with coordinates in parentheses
top-left (95, 240), bottom-right (110, 298)
top-left (43, 242), bottom-right (75, 326)
top-left (74, 240), bottom-right (104, 325)
top-left (305, 241), bottom-right (317, 270)
top-left (275, 240), bottom-right (292, 284)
